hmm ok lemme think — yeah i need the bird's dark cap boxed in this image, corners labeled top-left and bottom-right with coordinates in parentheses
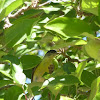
top-left (47, 50), bottom-right (57, 54)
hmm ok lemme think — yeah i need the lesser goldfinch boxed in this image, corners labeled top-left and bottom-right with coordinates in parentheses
top-left (31, 50), bottom-right (57, 82)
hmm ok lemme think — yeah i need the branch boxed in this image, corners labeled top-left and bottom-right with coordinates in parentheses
top-left (8, 6), bottom-right (31, 19)
top-left (8, 0), bottom-right (51, 19)
top-left (66, 55), bottom-right (93, 63)
top-left (59, 48), bottom-right (93, 63)
top-left (3, 17), bottom-right (12, 29)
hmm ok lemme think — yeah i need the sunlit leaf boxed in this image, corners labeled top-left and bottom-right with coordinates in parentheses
top-left (13, 72), bottom-right (26, 84)
top-left (51, 39), bottom-right (87, 49)
top-left (84, 39), bottom-right (100, 62)
top-left (88, 76), bottom-right (100, 100)
top-left (82, 0), bottom-right (99, 16)
top-left (3, 18), bottom-right (38, 48)
top-left (93, 92), bottom-right (100, 100)
top-left (75, 61), bottom-right (87, 80)
top-left (60, 96), bottom-right (74, 100)
top-left (0, 0), bottom-right (25, 21)
top-left (44, 17), bottom-right (93, 37)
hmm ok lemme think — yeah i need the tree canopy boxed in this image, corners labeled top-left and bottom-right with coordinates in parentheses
top-left (0, 0), bottom-right (100, 100)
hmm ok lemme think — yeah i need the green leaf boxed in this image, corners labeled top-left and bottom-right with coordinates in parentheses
top-left (0, 21), bottom-right (4, 34)
top-left (44, 17), bottom-right (93, 37)
top-left (84, 39), bottom-right (100, 62)
top-left (63, 62), bottom-right (76, 74)
top-left (42, 6), bottom-right (60, 14)
top-left (75, 61), bottom-right (87, 80)
top-left (81, 70), bottom-right (96, 87)
top-left (3, 55), bottom-right (20, 64)
top-left (43, 75), bottom-right (79, 96)
top-left (88, 76), bottom-right (100, 100)
top-left (93, 92), bottom-right (100, 100)
top-left (3, 18), bottom-right (38, 48)
top-left (20, 55), bottom-right (41, 70)
top-left (31, 86), bottom-right (41, 95)
top-left (0, 64), bottom-right (12, 79)
top-left (14, 43), bottom-right (38, 57)
top-left (0, 0), bottom-right (25, 21)
top-left (98, 1), bottom-right (100, 21)
top-left (0, 80), bottom-right (13, 88)
top-left (23, 69), bottom-right (32, 79)
top-left (13, 71), bottom-right (26, 84)
top-left (39, 33), bottom-right (54, 44)
top-left (49, 75), bottom-right (79, 85)
top-left (13, 9), bottom-right (42, 22)
top-left (48, 83), bottom-right (63, 96)
top-left (60, 86), bottom-right (69, 95)
top-left (2, 55), bottom-right (26, 84)
top-left (41, 88), bottom-right (52, 100)
top-left (28, 82), bottom-right (43, 95)
top-left (82, 0), bottom-right (99, 16)
top-left (0, 89), bottom-right (6, 100)
top-left (4, 85), bottom-right (23, 100)
top-left (60, 96), bottom-right (74, 100)
top-left (51, 39), bottom-right (87, 49)
top-left (0, 50), bottom-right (7, 58)
top-left (11, 63), bottom-right (26, 84)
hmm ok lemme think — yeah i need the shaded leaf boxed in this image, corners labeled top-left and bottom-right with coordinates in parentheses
top-left (3, 55), bottom-right (20, 64)
top-left (4, 85), bottom-right (23, 100)
top-left (23, 69), bottom-right (32, 79)
top-left (43, 75), bottom-right (79, 96)
top-left (20, 55), bottom-right (41, 70)
top-left (0, 64), bottom-right (12, 79)
top-left (49, 75), bottom-right (79, 85)
top-left (63, 62), bottom-right (76, 74)
top-left (0, 80), bottom-right (13, 88)
top-left (81, 70), bottom-right (96, 87)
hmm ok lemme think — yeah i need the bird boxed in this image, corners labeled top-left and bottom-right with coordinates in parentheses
top-left (31, 50), bottom-right (57, 82)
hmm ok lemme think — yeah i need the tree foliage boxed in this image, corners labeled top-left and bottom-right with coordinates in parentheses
top-left (0, 0), bottom-right (100, 100)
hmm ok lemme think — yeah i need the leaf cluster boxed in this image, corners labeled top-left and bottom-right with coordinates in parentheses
top-left (0, 0), bottom-right (100, 100)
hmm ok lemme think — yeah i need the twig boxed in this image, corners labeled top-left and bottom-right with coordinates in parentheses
top-left (38, 1), bottom-right (51, 7)
top-left (22, 86), bottom-right (28, 100)
top-left (59, 48), bottom-right (93, 63)
top-left (48, 92), bottom-right (51, 100)
top-left (3, 17), bottom-right (12, 29)
top-left (8, 6), bottom-right (31, 19)
top-left (8, 0), bottom-right (51, 19)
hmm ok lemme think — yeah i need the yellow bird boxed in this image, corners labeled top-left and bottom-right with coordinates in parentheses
top-left (31, 50), bottom-right (57, 82)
